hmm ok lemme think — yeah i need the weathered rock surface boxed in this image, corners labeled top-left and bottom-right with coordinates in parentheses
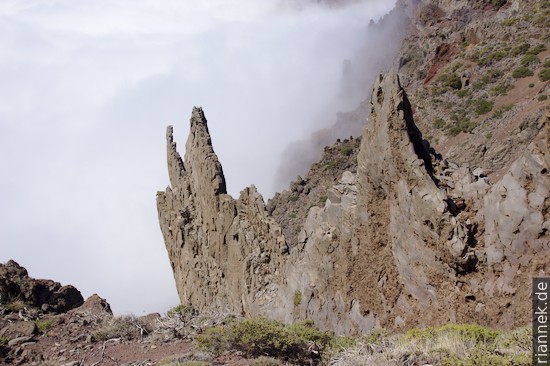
top-left (159, 72), bottom-right (549, 334)
top-left (69, 294), bottom-right (112, 316)
top-left (157, 108), bottom-right (287, 317)
top-left (0, 260), bottom-right (84, 314)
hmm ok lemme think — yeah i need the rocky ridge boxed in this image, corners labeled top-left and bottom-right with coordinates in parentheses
top-left (158, 68), bottom-right (549, 334)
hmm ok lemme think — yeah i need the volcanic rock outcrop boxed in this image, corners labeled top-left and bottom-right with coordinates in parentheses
top-left (0, 260), bottom-right (83, 314)
top-left (157, 72), bottom-right (549, 334)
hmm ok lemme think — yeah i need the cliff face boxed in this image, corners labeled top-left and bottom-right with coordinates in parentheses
top-left (157, 108), bottom-right (287, 317)
top-left (158, 72), bottom-right (549, 334)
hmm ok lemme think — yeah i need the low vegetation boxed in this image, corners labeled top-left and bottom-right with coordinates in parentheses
top-left (330, 324), bottom-right (531, 366)
top-left (0, 335), bottom-right (9, 347)
top-left (93, 315), bottom-right (147, 341)
top-left (197, 318), bottom-right (331, 363)
top-left (0, 294), bottom-right (28, 313)
top-left (35, 318), bottom-right (56, 334)
top-left (512, 66), bottom-right (534, 78)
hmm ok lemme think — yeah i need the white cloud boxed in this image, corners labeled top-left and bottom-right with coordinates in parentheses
top-left (0, 0), bottom-right (395, 314)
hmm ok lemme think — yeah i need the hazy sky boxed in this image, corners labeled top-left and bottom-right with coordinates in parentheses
top-left (0, 0), bottom-right (395, 315)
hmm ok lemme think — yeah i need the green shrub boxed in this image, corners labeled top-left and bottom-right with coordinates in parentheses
top-left (328, 335), bottom-right (358, 352)
top-left (339, 146), bottom-right (354, 156)
top-left (538, 95), bottom-right (548, 101)
top-left (481, 69), bottom-right (503, 84)
top-left (491, 82), bottom-right (513, 96)
top-left (456, 89), bottom-right (470, 98)
top-left (198, 318), bottom-right (331, 363)
top-left (492, 0), bottom-right (507, 8)
top-left (433, 118), bottom-right (446, 129)
top-left (492, 104), bottom-right (514, 118)
top-left (442, 347), bottom-right (530, 366)
top-left (527, 44), bottom-right (547, 55)
top-left (36, 318), bottom-right (56, 334)
top-left (521, 54), bottom-right (539, 66)
top-left (445, 73), bottom-right (463, 90)
top-left (501, 18), bottom-right (518, 26)
top-left (512, 43), bottom-right (530, 56)
top-left (167, 304), bottom-right (195, 319)
top-left (0, 335), bottom-right (9, 347)
top-left (529, 83), bottom-right (535, 88)
top-left (366, 328), bottom-right (388, 344)
top-left (293, 291), bottom-right (302, 307)
top-left (539, 68), bottom-right (550, 82)
top-left (479, 50), bottom-right (507, 66)
top-left (473, 99), bottom-right (494, 115)
top-left (472, 80), bottom-right (487, 91)
top-left (512, 66), bottom-right (533, 78)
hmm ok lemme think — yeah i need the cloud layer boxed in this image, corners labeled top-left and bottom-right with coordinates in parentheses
top-left (0, 0), bottom-right (395, 314)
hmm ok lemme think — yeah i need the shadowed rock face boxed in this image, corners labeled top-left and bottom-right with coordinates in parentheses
top-left (0, 260), bottom-right (84, 314)
top-left (158, 77), bottom-right (549, 335)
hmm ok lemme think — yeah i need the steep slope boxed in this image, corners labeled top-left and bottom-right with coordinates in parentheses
top-left (157, 0), bottom-right (550, 336)
top-left (158, 72), bottom-right (549, 334)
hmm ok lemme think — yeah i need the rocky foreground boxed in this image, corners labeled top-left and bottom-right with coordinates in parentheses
top-left (0, 261), bottom-right (533, 366)
top-left (0, 261), bottom-right (248, 366)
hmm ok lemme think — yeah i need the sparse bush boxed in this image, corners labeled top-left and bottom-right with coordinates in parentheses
top-left (329, 324), bottom-right (530, 366)
top-left (478, 50), bottom-right (507, 66)
top-left (339, 146), bottom-right (354, 156)
top-left (473, 99), bottom-right (494, 115)
top-left (527, 44), bottom-right (547, 55)
top-left (529, 83), bottom-right (535, 88)
top-left (251, 356), bottom-right (281, 366)
top-left (93, 315), bottom-right (145, 341)
top-left (491, 82), bottom-right (513, 96)
top-left (501, 18), bottom-right (518, 26)
top-left (404, 324), bottom-right (500, 344)
top-left (521, 54), bottom-right (539, 66)
top-left (456, 89), bottom-right (469, 98)
top-left (492, 104), bottom-right (514, 118)
top-left (0, 335), bottom-right (9, 347)
top-left (492, 0), bottom-right (507, 8)
top-left (0, 294), bottom-right (28, 313)
top-left (167, 304), bottom-right (195, 319)
top-left (328, 336), bottom-right (358, 354)
top-left (544, 59), bottom-right (550, 68)
top-left (538, 95), bottom-right (548, 101)
top-left (158, 352), bottom-right (214, 366)
top-left (512, 66), bottom-right (534, 78)
top-left (472, 80), bottom-right (486, 91)
top-left (198, 318), bottom-right (331, 363)
top-left (293, 290), bottom-right (302, 307)
top-left (440, 73), bottom-right (462, 90)
top-left (433, 118), bottom-right (446, 129)
top-left (539, 68), bottom-right (550, 81)
top-left (481, 68), bottom-right (503, 84)
top-left (36, 318), bottom-right (56, 334)
top-left (512, 42), bottom-right (530, 56)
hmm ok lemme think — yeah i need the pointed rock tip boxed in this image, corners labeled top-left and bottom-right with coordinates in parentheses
top-left (191, 106), bottom-right (207, 123)
top-left (166, 125), bottom-right (174, 140)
